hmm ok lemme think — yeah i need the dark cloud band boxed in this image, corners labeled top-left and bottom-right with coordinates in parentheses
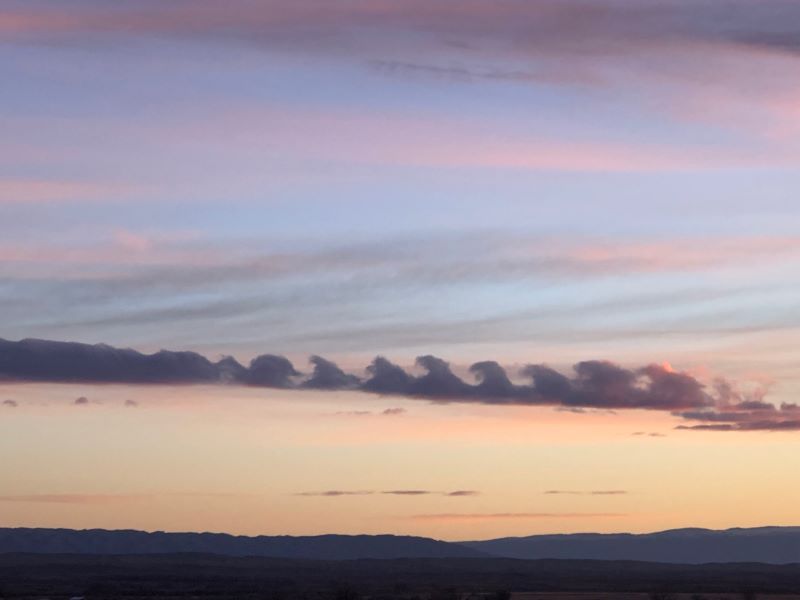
top-left (0, 337), bottom-right (789, 430)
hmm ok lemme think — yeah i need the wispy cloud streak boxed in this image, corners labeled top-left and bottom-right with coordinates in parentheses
top-left (295, 490), bottom-right (480, 497)
top-left (408, 512), bottom-right (628, 521)
top-left (544, 490), bottom-right (628, 496)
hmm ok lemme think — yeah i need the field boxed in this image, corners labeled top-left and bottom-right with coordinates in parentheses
top-left (2, 555), bottom-right (800, 600)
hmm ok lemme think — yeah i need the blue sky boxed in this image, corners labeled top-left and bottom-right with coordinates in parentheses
top-left (1, 0), bottom-right (800, 537)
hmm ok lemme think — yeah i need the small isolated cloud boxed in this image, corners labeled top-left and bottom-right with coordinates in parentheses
top-left (295, 490), bottom-right (375, 497)
top-left (445, 490), bottom-right (479, 497)
top-left (2, 399), bottom-right (17, 408)
top-left (124, 399), bottom-right (138, 407)
top-left (296, 488), bottom-right (478, 497)
top-left (73, 396), bottom-right (89, 406)
top-left (408, 512), bottom-right (628, 521)
top-left (633, 431), bottom-right (667, 437)
top-left (382, 407), bottom-right (406, 416)
top-left (544, 490), bottom-right (628, 496)
top-left (334, 410), bottom-right (372, 416)
top-left (0, 494), bottom-right (150, 504)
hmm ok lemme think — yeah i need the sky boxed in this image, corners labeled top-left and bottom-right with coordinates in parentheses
top-left (1, 0), bottom-right (800, 541)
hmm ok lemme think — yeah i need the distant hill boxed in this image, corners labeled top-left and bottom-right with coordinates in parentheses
top-left (0, 528), bottom-right (483, 559)
top-left (5, 526), bottom-right (800, 563)
top-left (462, 526), bottom-right (800, 564)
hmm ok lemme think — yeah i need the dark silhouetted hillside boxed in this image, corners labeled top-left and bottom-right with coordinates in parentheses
top-left (463, 526), bottom-right (800, 564)
top-left (0, 528), bottom-right (483, 559)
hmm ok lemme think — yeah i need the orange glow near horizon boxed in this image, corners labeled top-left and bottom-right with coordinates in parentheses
top-left (2, 383), bottom-right (799, 540)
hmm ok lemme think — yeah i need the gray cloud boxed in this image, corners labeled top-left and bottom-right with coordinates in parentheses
top-left (333, 407), bottom-right (406, 417)
top-left (544, 490), bottom-right (628, 496)
top-left (296, 489), bottom-right (478, 497)
top-left (302, 355), bottom-right (360, 390)
top-left (6, 1), bottom-right (800, 63)
top-left (2, 399), bottom-right (17, 408)
top-left (242, 354), bottom-right (299, 388)
top-left (0, 337), bottom-right (223, 385)
top-left (409, 512), bottom-right (628, 521)
top-left (6, 234), bottom-right (798, 360)
top-left (295, 490), bottom-right (374, 497)
top-left (0, 337), bottom-right (789, 431)
top-left (675, 400), bottom-right (799, 432)
top-left (73, 396), bottom-right (89, 406)
top-left (369, 60), bottom-right (586, 86)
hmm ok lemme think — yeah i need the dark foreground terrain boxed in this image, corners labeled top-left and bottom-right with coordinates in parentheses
top-left (2, 554), bottom-right (800, 600)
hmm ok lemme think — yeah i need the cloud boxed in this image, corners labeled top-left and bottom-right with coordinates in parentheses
top-left (0, 338), bottom-right (225, 385)
top-left (73, 396), bottom-right (89, 406)
top-left (295, 490), bottom-right (375, 497)
top-left (2, 399), bottom-right (17, 407)
top-left (6, 0), bottom-right (800, 149)
top-left (241, 354), bottom-right (299, 388)
top-left (5, 1), bottom-right (800, 63)
top-left (124, 399), bottom-right (138, 407)
top-left (5, 1), bottom-right (800, 165)
top-left (362, 356), bottom-right (415, 395)
top-left (675, 399), bottom-right (800, 432)
top-left (370, 60), bottom-right (574, 86)
top-left (445, 490), bottom-right (480, 497)
top-left (332, 408), bottom-right (405, 416)
top-left (632, 431), bottom-right (667, 437)
top-left (0, 492), bottom-right (250, 503)
top-left (0, 337), bottom-right (788, 432)
top-left (544, 490), bottom-right (628, 496)
top-left (407, 512), bottom-right (628, 521)
top-left (296, 489), bottom-right (477, 497)
top-left (0, 178), bottom-right (133, 204)
top-left (302, 355), bottom-right (360, 390)
top-left (0, 494), bottom-right (150, 504)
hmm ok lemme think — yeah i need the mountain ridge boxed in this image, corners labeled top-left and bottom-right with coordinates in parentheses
top-left (462, 525), bottom-right (800, 564)
top-left (3, 525), bottom-right (800, 563)
top-left (0, 527), bottom-right (484, 559)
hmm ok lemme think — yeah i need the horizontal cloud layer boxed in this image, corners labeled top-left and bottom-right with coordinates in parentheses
top-left (407, 512), bottom-right (628, 521)
top-left (5, 1), bottom-right (800, 62)
top-left (295, 490), bottom-right (479, 498)
top-left (544, 490), bottom-right (628, 496)
top-left (675, 401), bottom-right (800, 432)
top-left (0, 337), bottom-right (788, 430)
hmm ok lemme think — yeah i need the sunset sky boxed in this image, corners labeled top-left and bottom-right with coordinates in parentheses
top-left (1, 0), bottom-right (800, 541)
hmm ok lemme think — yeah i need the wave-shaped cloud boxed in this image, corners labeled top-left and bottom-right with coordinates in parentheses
top-left (0, 337), bottom-right (789, 430)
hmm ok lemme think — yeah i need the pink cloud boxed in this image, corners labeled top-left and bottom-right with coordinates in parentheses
top-left (0, 494), bottom-right (151, 504)
top-left (408, 512), bottom-right (628, 521)
top-left (0, 179), bottom-right (133, 204)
